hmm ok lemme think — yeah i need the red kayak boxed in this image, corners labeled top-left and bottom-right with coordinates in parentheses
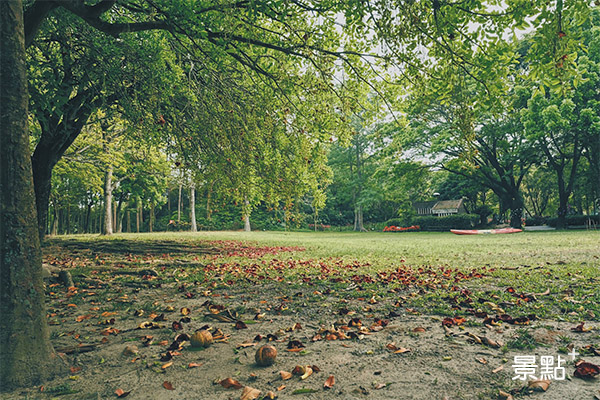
top-left (451, 228), bottom-right (523, 235)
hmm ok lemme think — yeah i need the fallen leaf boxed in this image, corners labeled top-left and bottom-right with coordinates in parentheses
top-left (498, 389), bottom-right (513, 400)
top-left (574, 361), bottom-right (600, 379)
top-left (413, 327), bottom-right (426, 333)
top-left (220, 377), bottom-right (243, 389)
top-left (279, 371), bottom-right (292, 380)
top-left (235, 320), bottom-right (248, 330)
top-left (188, 362), bottom-right (203, 368)
top-left (394, 347), bottom-right (411, 354)
top-left (324, 375), bottom-right (335, 389)
top-left (528, 379), bottom-right (550, 392)
top-left (240, 386), bottom-right (261, 400)
top-left (114, 388), bottom-right (131, 397)
top-left (300, 366), bottom-right (313, 380)
top-left (162, 381), bottom-right (174, 390)
top-left (180, 307), bottom-right (191, 316)
top-left (264, 390), bottom-right (277, 399)
top-left (161, 361), bottom-right (173, 369)
top-left (492, 365), bottom-right (504, 373)
top-left (292, 365), bottom-right (306, 376)
top-left (572, 322), bottom-right (592, 332)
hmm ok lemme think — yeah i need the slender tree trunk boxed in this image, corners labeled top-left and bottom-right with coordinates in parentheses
top-left (65, 203), bottom-right (71, 234)
top-left (136, 203), bottom-right (140, 233)
top-left (112, 199), bottom-right (117, 232)
top-left (177, 183), bottom-right (182, 223)
top-left (556, 173), bottom-right (569, 229)
top-left (103, 165), bottom-right (113, 235)
top-left (116, 194), bottom-right (124, 233)
top-left (30, 145), bottom-right (54, 241)
top-left (127, 210), bottom-right (131, 233)
top-left (243, 197), bottom-right (251, 232)
top-left (190, 184), bottom-right (197, 232)
top-left (0, 1), bottom-right (65, 389)
top-left (206, 184), bottom-right (212, 221)
top-left (149, 203), bottom-right (154, 233)
top-left (167, 187), bottom-right (171, 212)
top-left (51, 206), bottom-right (58, 236)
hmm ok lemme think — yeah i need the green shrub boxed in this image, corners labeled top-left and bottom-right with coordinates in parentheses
top-left (525, 216), bottom-right (547, 226)
top-left (547, 215), bottom-right (599, 227)
top-left (411, 214), bottom-right (479, 231)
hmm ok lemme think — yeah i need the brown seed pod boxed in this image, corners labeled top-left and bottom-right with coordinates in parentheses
top-left (190, 330), bottom-right (213, 348)
top-left (255, 344), bottom-right (277, 366)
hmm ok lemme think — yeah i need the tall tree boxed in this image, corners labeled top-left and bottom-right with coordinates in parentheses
top-left (0, 0), bottom-right (65, 389)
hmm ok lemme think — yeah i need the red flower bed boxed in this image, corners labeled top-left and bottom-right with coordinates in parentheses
top-left (383, 225), bottom-right (420, 232)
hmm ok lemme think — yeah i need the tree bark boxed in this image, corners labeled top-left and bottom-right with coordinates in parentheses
top-left (136, 202), bottom-right (140, 233)
top-left (190, 184), bottom-right (197, 232)
top-left (103, 164), bottom-right (113, 235)
top-left (0, 1), bottom-right (65, 390)
top-left (149, 202), bottom-right (154, 233)
top-left (243, 197), bottom-right (251, 232)
top-left (177, 183), bottom-right (182, 223)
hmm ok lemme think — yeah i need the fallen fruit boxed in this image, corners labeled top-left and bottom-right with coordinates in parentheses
top-left (255, 344), bottom-right (277, 366)
top-left (190, 330), bottom-right (213, 348)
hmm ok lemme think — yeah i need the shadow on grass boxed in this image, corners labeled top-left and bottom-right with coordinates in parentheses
top-left (43, 237), bottom-right (217, 255)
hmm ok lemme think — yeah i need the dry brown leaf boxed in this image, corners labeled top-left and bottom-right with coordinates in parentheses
top-left (264, 391), bottom-right (278, 399)
top-left (300, 366), bottom-right (313, 380)
top-left (279, 371), bottom-right (292, 380)
top-left (236, 342), bottom-right (257, 349)
top-left (324, 375), bottom-right (335, 389)
top-left (220, 377), bottom-right (243, 389)
top-left (413, 327), bottom-right (426, 333)
top-left (240, 386), bottom-right (261, 400)
top-left (161, 361), bottom-right (173, 369)
top-left (114, 388), bottom-right (131, 398)
top-left (492, 365), bottom-right (504, 373)
top-left (162, 381), bottom-right (174, 390)
top-left (188, 362), bottom-right (203, 368)
top-left (476, 358), bottom-right (487, 365)
top-left (394, 347), bottom-right (411, 354)
top-left (291, 365), bottom-right (306, 376)
top-left (276, 384), bottom-right (286, 391)
top-left (498, 389), bottom-right (513, 400)
top-left (528, 379), bottom-right (550, 392)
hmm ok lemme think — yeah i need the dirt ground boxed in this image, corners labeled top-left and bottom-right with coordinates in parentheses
top-left (4, 237), bottom-right (600, 400)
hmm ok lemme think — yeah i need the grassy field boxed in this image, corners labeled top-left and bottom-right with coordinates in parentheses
top-left (55, 229), bottom-right (600, 266)
top-left (15, 229), bottom-right (600, 399)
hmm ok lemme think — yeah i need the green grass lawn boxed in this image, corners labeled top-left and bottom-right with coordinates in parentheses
top-left (51, 229), bottom-right (600, 321)
top-left (57, 229), bottom-right (600, 266)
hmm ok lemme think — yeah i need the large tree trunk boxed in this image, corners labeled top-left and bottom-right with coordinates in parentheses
top-left (0, 1), bottom-right (65, 389)
top-left (354, 204), bottom-right (366, 232)
top-left (508, 195), bottom-right (524, 229)
top-left (103, 165), bottom-right (113, 235)
top-left (190, 184), bottom-right (197, 232)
